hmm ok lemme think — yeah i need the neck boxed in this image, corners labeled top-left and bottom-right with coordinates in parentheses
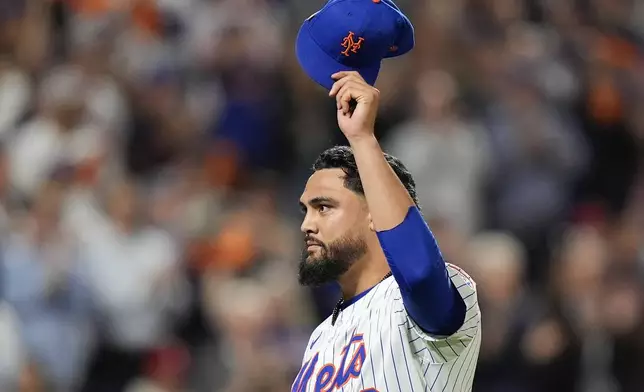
top-left (337, 251), bottom-right (390, 300)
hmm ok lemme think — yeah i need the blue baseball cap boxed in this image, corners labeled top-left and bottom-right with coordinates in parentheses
top-left (296, 0), bottom-right (414, 90)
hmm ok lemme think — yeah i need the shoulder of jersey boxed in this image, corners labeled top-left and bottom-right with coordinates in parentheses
top-left (446, 262), bottom-right (476, 287)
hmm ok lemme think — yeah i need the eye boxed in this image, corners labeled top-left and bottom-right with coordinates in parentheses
top-left (318, 205), bottom-right (331, 213)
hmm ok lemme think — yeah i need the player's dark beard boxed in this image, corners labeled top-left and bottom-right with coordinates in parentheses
top-left (298, 235), bottom-right (368, 286)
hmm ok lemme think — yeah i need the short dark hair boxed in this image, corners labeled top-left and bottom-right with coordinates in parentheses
top-left (312, 145), bottom-right (419, 206)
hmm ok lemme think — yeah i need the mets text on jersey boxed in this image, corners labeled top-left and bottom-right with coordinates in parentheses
top-left (292, 333), bottom-right (376, 392)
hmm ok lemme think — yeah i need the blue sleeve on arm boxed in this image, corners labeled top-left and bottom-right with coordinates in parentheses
top-left (376, 206), bottom-right (465, 336)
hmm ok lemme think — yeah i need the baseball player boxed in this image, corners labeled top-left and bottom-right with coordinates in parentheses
top-left (292, 0), bottom-right (481, 391)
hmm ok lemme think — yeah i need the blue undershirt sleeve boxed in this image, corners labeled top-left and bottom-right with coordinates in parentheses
top-left (376, 206), bottom-right (466, 336)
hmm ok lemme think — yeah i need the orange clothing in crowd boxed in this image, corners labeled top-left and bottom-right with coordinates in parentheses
top-left (64, 0), bottom-right (162, 36)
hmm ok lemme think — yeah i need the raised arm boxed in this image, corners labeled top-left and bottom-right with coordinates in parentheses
top-left (330, 71), bottom-right (465, 336)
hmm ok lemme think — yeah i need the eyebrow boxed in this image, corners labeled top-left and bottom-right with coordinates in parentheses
top-left (299, 196), bottom-right (338, 210)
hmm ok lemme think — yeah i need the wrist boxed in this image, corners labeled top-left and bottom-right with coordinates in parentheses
top-left (346, 132), bottom-right (378, 147)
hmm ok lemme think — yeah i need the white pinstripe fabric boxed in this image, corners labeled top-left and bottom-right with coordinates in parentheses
top-left (293, 263), bottom-right (481, 392)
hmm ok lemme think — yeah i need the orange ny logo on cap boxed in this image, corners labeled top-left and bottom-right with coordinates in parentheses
top-left (341, 31), bottom-right (364, 56)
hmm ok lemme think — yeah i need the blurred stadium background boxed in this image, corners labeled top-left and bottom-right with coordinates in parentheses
top-left (0, 0), bottom-right (642, 391)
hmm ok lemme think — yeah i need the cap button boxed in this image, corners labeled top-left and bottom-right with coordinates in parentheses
top-left (373, 0), bottom-right (381, 3)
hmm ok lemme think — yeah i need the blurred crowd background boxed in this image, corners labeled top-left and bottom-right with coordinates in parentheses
top-left (0, 0), bottom-right (642, 391)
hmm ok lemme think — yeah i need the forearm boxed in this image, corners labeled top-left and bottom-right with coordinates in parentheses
top-left (347, 135), bottom-right (414, 230)
top-left (348, 135), bottom-right (465, 335)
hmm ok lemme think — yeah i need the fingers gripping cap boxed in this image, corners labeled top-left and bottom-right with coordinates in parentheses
top-left (295, 0), bottom-right (415, 90)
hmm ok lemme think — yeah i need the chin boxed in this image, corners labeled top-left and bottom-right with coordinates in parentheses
top-left (306, 248), bottom-right (322, 258)
top-left (305, 255), bottom-right (322, 264)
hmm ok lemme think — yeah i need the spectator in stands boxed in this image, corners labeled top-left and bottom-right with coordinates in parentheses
top-left (386, 69), bottom-right (489, 235)
top-left (78, 178), bottom-right (189, 392)
top-left (1, 180), bottom-right (94, 391)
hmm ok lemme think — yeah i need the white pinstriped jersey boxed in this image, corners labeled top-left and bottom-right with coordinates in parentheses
top-left (293, 263), bottom-right (481, 392)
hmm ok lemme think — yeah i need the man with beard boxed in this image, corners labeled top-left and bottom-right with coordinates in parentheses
top-left (293, 70), bottom-right (481, 392)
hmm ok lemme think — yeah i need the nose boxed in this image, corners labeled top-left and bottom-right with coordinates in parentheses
top-left (300, 212), bottom-right (318, 235)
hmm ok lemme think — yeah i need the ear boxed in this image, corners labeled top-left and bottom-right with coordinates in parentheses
top-left (368, 212), bottom-right (375, 232)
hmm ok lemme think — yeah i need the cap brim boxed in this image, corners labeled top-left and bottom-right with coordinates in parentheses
top-left (296, 21), bottom-right (381, 91)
